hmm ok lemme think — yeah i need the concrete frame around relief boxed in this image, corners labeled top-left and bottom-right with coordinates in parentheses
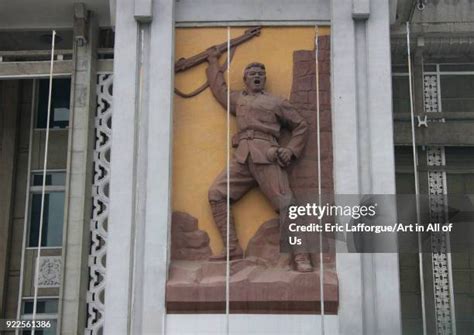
top-left (166, 314), bottom-right (338, 335)
top-left (175, 0), bottom-right (330, 25)
top-left (105, 0), bottom-right (402, 334)
top-left (105, 0), bottom-right (174, 333)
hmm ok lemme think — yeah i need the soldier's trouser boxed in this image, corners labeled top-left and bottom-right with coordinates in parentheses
top-left (208, 158), bottom-right (293, 211)
top-left (208, 158), bottom-right (310, 255)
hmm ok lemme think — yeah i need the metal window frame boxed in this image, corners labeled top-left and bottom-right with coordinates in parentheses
top-left (25, 170), bottom-right (67, 250)
top-left (32, 76), bottom-right (72, 131)
top-left (9, 72), bottom-right (72, 332)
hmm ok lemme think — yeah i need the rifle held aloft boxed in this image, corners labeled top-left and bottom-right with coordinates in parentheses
top-left (174, 26), bottom-right (261, 73)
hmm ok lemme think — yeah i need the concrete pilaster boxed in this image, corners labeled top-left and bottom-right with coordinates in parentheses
top-left (103, 0), bottom-right (140, 332)
top-left (59, 6), bottom-right (98, 334)
top-left (331, 0), bottom-right (402, 334)
top-left (104, 0), bottom-right (174, 334)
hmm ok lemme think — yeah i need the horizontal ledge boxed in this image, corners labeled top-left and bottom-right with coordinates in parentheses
top-left (394, 112), bottom-right (474, 121)
top-left (175, 20), bottom-right (330, 28)
top-left (0, 48), bottom-right (113, 57)
top-left (166, 301), bottom-right (338, 314)
top-left (396, 166), bottom-right (474, 174)
top-left (0, 60), bottom-right (72, 78)
top-left (0, 59), bottom-right (113, 78)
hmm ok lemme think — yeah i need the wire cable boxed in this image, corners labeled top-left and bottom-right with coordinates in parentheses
top-left (406, 22), bottom-right (428, 335)
top-left (225, 26), bottom-right (231, 335)
top-left (31, 30), bottom-right (56, 335)
top-left (315, 25), bottom-right (326, 335)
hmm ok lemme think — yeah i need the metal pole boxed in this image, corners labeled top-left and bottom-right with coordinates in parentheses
top-left (31, 30), bottom-right (56, 335)
top-left (226, 26), bottom-right (231, 335)
top-left (406, 22), bottom-right (428, 335)
top-left (315, 25), bottom-right (325, 335)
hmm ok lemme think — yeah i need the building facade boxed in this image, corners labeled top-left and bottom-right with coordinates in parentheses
top-left (0, 0), bottom-right (473, 334)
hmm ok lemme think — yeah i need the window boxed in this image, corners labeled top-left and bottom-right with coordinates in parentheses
top-left (36, 78), bottom-right (71, 129)
top-left (32, 172), bottom-right (66, 187)
top-left (393, 64), bottom-right (474, 114)
top-left (392, 75), bottom-right (410, 114)
top-left (21, 298), bottom-right (58, 335)
top-left (441, 75), bottom-right (474, 113)
top-left (28, 172), bottom-right (66, 248)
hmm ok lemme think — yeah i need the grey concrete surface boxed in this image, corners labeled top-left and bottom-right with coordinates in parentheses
top-left (104, 0), bottom-right (175, 333)
top-left (175, 0), bottom-right (330, 25)
top-left (103, 0), bottom-right (140, 333)
top-left (59, 10), bottom-right (98, 335)
top-left (331, 0), bottom-right (402, 335)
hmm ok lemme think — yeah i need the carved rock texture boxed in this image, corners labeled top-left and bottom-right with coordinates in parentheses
top-left (171, 211), bottom-right (212, 261)
top-left (167, 217), bottom-right (338, 313)
top-left (245, 218), bottom-right (281, 264)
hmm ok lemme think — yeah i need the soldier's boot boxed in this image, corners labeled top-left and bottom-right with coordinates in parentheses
top-left (293, 252), bottom-right (313, 272)
top-left (209, 201), bottom-right (244, 261)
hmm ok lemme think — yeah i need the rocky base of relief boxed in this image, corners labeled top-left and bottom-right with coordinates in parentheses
top-left (167, 211), bottom-right (338, 313)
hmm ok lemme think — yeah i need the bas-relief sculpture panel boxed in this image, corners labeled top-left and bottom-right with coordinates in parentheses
top-left (168, 27), bottom-right (337, 313)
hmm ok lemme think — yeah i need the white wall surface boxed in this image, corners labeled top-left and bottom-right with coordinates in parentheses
top-left (166, 314), bottom-right (338, 335)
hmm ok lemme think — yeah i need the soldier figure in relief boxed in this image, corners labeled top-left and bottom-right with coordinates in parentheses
top-left (206, 48), bottom-right (312, 272)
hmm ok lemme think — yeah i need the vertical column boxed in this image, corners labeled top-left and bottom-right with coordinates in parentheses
top-left (331, 1), bottom-right (363, 333)
top-left (104, 0), bottom-right (140, 332)
top-left (59, 4), bottom-right (98, 334)
top-left (140, 0), bottom-right (174, 333)
top-left (365, 2), bottom-right (401, 333)
top-left (104, 0), bottom-right (174, 333)
top-left (331, 0), bottom-right (402, 334)
top-left (0, 81), bottom-right (20, 317)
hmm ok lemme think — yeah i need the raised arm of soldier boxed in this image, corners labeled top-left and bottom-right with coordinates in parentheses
top-left (205, 47), bottom-right (239, 114)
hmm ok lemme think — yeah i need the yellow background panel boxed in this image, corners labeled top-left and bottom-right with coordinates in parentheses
top-left (173, 26), bottom-right (330, 254)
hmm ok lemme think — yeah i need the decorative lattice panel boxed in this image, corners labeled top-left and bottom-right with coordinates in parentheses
top-left (424, 75), bottom-right (439, 113)
top-left (426, 146), bottom-right (455, 335)
top-left (85, 74), bottom-right (113, 335)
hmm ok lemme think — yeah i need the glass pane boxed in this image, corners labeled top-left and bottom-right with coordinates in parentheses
top-left (424, 64), bottom-right (437, 72)
top-left (441, 75), bottom-right (474, 113)
top-left (36, 78), bottom-right (71, 129)
top-left (22, 299), bottom-right (58, 335)
top-left (392, 65), bottom-right (408, 73)
top-left (21, 321), bottom-right (57, 335)
top-left (32, 172), bottom-right (66, 186)
top-left (23, 299), bottom-right (58, 314)
top-left (439, 64), bottom-right (474, 72)
top-left (28, 192), bottom-right (64, 247)
top-left (392, 76), bottom-right (410, 114)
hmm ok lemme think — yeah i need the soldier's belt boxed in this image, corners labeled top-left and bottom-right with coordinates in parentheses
top-left (235, 129), bottom-right (276, 143)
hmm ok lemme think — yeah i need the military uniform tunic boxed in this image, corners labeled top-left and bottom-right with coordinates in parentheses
top-left (206, 63), bottom-right (308, 211)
